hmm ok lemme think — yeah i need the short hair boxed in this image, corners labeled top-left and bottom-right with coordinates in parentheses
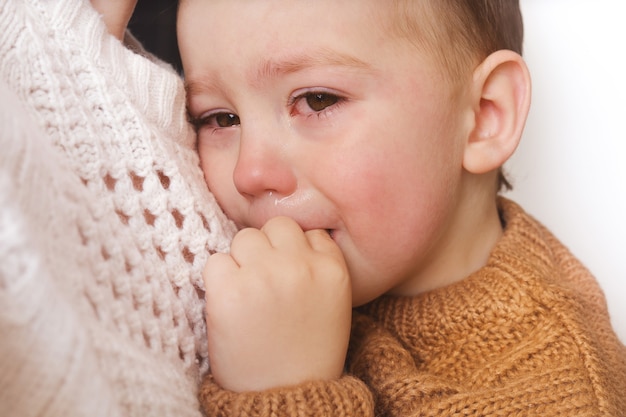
top-left (388, 0), bottom-right (523, 83)
top-left (386, 0), bottom-right (523, 191)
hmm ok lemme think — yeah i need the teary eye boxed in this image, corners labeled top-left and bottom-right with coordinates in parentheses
top-left (290, 90), bottom-right (345, 118)
top-left (188, 110), bottom-right (240, 133)
top-left (305, 93), bottom-right (340, 112)
top-left (211, 112), bottom-right (240, 128)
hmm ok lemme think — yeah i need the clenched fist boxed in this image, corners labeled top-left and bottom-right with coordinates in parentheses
top-left (203, 216), bottom-right (352, 392)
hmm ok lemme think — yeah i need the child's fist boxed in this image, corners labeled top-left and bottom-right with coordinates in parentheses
top-left (203, 216), bottom-right (352, 392)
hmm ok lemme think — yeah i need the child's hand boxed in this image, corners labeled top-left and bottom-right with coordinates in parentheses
top-left (203, 216), bottom-right (352, 392)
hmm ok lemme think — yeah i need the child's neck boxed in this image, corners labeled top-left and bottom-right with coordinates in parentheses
top-left (392, 176), bottom-right (503, 296)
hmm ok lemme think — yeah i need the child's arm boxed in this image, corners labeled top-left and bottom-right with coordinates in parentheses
top-left (203, 216), bottom-right (353, 392)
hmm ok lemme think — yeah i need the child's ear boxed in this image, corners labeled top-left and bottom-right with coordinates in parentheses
top-left (463, 50), bottom-right (531, 174)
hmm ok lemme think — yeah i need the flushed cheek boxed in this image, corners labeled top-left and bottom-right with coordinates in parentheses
top-left (345, 180), bottom-right (443, 260)
top-left (344, 203), bottom-right (450, 305)
top-left (331, 153), bottom-right (455, 302)
top-left (201, 153), bottom-right (243, 220)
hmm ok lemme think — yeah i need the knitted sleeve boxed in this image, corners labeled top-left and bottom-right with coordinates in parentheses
top-left (0, 80), bottom-right (125, 417)
top-left (0, 0), bottom-right (235, 416)
top-left (199, 373), bottom-right (374, 417)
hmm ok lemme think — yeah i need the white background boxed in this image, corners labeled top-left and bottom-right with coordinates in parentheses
top-left (506, 1), bottom-right (626, 342)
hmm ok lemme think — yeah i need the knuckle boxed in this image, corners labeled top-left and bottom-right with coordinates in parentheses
top-left (233, 227), bottom-right (259, 243)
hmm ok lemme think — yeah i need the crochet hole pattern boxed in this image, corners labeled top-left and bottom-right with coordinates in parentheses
top-left (182, 246), bottom-right (195, 264)
top-left (104, 173), bottom-right (116, 191)
top-left (158, 170), bottom-right (171, 190)
top-left (0, 1), bottom-right (238, 409)
top-left (172, 209), bottom-right (184, 229)
top-left (200, 213), bottom-right (210, 231)
top-left (116, 210), bottom-right (130, 225)
top-left (144, 210), bottom-right (156, 226)
top-left (84, 163), bottom-right (212, 368)
top-left (130, 171), bottom-right (144, 192)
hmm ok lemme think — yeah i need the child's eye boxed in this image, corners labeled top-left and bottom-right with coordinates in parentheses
top-left (290, 91), bottom-right (345, 118)
top-left (205, 112), bottom-right (241, 128)
top-left (212, 112), bottom-right (240, 128)
top-left (190, 111), bottom-right (240, 131)
top-left (304, 93), bottom-right (340, 112)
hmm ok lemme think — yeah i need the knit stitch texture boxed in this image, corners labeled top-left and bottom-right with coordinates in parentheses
top-left (200, 199), bottom-right (626, 416)
top-left (0, 1), bottom-right (235, 416)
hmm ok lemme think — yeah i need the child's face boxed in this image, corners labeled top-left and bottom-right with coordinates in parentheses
top-left (179, 0), bottom-right (472, 305)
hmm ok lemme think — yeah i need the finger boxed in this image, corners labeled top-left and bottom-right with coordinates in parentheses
top-left (229, 227), bottom-right (271, 264)
top-left (261, 216), bottom-right (308, 249)
top-left (203, 252), bottom-right (241, 326)
top-left (203, 252), bottom-right (239, 288)
top-left (305, 228), bottom-right (342, 257)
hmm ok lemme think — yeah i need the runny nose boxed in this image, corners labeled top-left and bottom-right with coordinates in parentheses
top-left (232, 138), bottom-right (297, 199)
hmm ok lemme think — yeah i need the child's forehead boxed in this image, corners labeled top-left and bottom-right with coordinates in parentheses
top-left (177, 0), bottom-right (406, 28)
top-left (177, 0), bottom-right (437, 55)
top-left (178, 0), bottom-right (460, 90)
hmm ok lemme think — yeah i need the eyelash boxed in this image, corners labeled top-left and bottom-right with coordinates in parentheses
top-left (289, 90), bottom-right (346, 120)
top-left (187, 110), bottom-right (239, 133)
top-left (189, 90), bottom-right (346, 132)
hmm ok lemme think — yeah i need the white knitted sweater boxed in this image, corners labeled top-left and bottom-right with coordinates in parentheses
top-left (0, 1), bottom-right (236, 416)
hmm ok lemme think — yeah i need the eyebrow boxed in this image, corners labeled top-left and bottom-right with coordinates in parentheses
top-left (250, 49), bottom-right (374, 86)
top-left (185, 49), bottom-right (375, 98)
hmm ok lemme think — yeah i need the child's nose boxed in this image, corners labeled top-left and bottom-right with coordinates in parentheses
top-left (232, 134), bottom-right (297, 200)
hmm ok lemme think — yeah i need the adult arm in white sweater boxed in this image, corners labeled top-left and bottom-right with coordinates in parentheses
top-left (0, 1), bottom-right (235, 416)
top-left (0, 81), bottom-right (123, 417)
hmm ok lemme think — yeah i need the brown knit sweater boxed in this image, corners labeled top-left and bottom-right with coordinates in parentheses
top-left (200, 199), bottom-right (626, 416)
